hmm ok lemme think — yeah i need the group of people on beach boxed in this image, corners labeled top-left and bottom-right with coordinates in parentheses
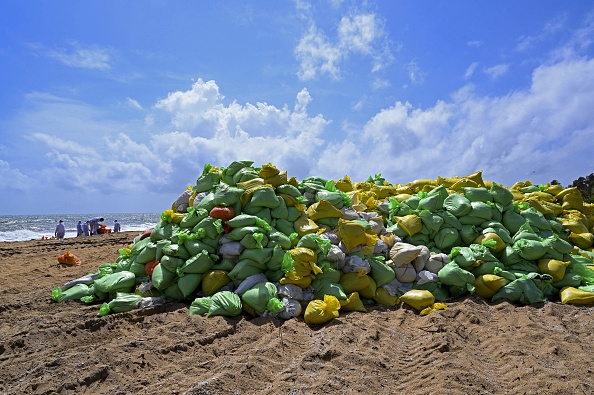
top-left (53, 217), bottom-right (121, 241)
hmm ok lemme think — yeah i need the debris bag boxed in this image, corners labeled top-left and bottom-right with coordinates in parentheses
top-left (61, 273), bottom-right (100, 291)
top-left (278, 298), bottom-right (303, 320)
top-left (389, 242), bottom-right (423, 267)
top-left (339, 292), bottom-right (366, 312)
top-left (438, 262), bottom-right (476, 296)
top-left (94, 271), bottom-right (136, 293)
top-left (400, 289), bottom-right (435, 311)
top-left (312, 277), bottom-right (348, 301)
top-left (340, 271), bottom-right (371, 294)
top-left (538, 258), bottom-right (570, 282)
top-left (98, 292), bottom-right (142, 316)
top-left (189, 297), bottom-right (211, 315)
top-left (57, 251), bottom-right (82, 266)
top-left (234, 273), bottom-right (268, 296)
top-left (179, 207), bottom-right (209, 229)
top-left (241, 282), bottom-right (282, 314)
top-left (373, 286), bottom-right (400, 306)
top-left (463, 187), bottom-right (493, 203)
top-left (491, 274), bottom-right (548, 305)
top-left (368, 256), bottom-right (396, 287)
top-left (395, 263), bottom-right (417, 283)
top-left (443, 194), bottom-right (472, 217)
top-left (151, 263), bottom-right (177, 290)
top-left (561, 287), bottom-right (594, 305)
top-left (51, 284), bottom-right (93, 303)
top-left (178, 273), bottom-right (202, 298)
top-left (304, 295), bottom-right (341, 324)
top-left (202, 270), bottom-right (231, 296)
top-left (473, 274), bottom-right (510, 298)
top-left (207, 291), bottom-right (243, 317)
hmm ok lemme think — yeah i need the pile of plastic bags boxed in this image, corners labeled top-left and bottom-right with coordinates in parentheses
top-left (52, 161), bottom-right (594, 323)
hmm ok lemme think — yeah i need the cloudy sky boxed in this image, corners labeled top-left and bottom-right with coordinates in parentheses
top-left (1, 1), bottom-right (594, 215)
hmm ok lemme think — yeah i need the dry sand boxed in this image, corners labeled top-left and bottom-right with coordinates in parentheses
top-left (1, 231), bottom-right (594, 394)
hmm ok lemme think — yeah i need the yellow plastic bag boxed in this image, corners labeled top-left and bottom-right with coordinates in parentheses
top-left (306, 200), bottom-right (344, 221)
top-left (258, 163), bottom-right (280, 179)
top-left (373, 287), bottom-right (399, 306)
top-left (289, 248), bottom-right (322, 277)
top-left (473, 232), bottom-right (506, 253)
top-left (202, 270), bottom-right (231, 297)
top-left (394, 215), bottom-right (422, 237)
top-left (340, 292), bottom-right (366, 312)
top-left (560, 287), bottom-right (594, 305)
top-left (340, 272), bottom-right (371, 294)
top-left (335, 175), bottom-right (354, 192)
top-left (538, 258), bottom-right (570, 282)
top-left (400, 289), bottom-right (435, 311)
top-left (420, 303), bottom-right (448, 316)
top-left (569, 232), bottom-right (594, 249)
top-left (358, 276), bottom-right (377, 299)
top-left (304, 295), bottom-right (341, 324)
top-left (474, 274), bottom-right (510, 298)
top-left (338, 219), bottom-right (379, 251)
top-left (279, 272), bottom-right (313, 288)
top-left (294, 215), bottom-right (319, 237)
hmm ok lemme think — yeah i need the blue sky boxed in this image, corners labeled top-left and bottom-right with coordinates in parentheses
top-left (1, 1), bottom-right (594, 215)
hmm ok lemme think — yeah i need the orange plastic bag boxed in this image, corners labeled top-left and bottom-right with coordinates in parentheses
top-left (57, 251), bottom-right (82, 266)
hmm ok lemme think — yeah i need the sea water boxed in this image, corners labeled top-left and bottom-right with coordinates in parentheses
top-left (0, 213), bottom-right (161, 242)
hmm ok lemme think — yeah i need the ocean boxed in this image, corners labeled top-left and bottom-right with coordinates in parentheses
top-left (0, 213), bottom-right (161, 242)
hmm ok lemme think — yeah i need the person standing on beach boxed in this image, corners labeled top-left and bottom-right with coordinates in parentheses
top-left (76, 221), bottom-right (83, 237)
top-left (55, 220), bottom-right (66, 242)
top-left (83, 221), bottom-right (90, 237)
top-left (88, 217), bottom-right (104, 235)
top-left (113, 220), bottom-right (121, 233)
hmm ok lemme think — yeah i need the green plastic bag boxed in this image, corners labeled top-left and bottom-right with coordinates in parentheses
top-left (151, 263), bottom-right (177, 290)
top-left (368, 256), bottom-right (395, 287)
top-left (443, 194), bottom-right (472, 217)
top-left (438, 262), bottom-right (475, 294)
top-left (189, 297), bottom-right (211, 315)
top-left (179, 251), bottom-right (215, 274)
top-left (491, 274), bottom-right (547, 305)
top-left (208, 291), bottom-right (242, 317)
top-left (94, 271), bottom-right (136, 293)
top-left (51, 284), bottom-right (93, 303)
top-left (241, 282), bottom-right (279, 314)
top-left (98, 292), bottom-right (142, 316)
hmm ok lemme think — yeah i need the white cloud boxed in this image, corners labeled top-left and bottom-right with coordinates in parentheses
top-left (516, 14), bottom-right (566, 52)
top-left (126, 97), bottom-right (143, 110)
top-left (483, 64), bottom-right (510, 79)
top-left (407, 60), bottom-right (425, 84)
top-left (372, 78), bottom-right (390, 90)
top-left (467, 40), bottom-right (483, 47)
top-left (30, 41), bottom-right (112, 70)
top-left (7, 80), bottom-right (330, 199)
top-left (294, 5), bottom-right (392, 80)
top-left (0, 160), bottom-right (29, 191)
top-left (295, 25), bottom-right (342, 80)
top-left (464, 62), bottom-right (479, 79)
top-left (318, 57), bottom-right (594, 187)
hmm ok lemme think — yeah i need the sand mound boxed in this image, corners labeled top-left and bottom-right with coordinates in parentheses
top-left (1, 232), bottom-right (593, 394)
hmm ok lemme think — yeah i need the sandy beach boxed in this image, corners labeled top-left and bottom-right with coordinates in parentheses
top-left (1, 231), bottom-right (593, 394)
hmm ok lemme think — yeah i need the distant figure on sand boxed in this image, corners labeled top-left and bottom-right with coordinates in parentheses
top-left (55, 220), bottom-right (66, 242)
top-left (113, 220), bottom-right (121, 233)
top-left (88, 217), bottom-right (104, 235)
top-left (83, 221), bottom-right (90, 237)
top-left (76, 221), bottom-right (83, 237)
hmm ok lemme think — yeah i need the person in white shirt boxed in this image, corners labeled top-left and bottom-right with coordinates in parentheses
top-left (88, 217), bottom-right (104, 235)
top-left (113, 220), bottom-right (121, 233)
top-left (76, 221), bottom-right (83, 237)
top-left (55, 220), bottom-right (66, 242)
top-left (83, 221), bottom-right (90, 237)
